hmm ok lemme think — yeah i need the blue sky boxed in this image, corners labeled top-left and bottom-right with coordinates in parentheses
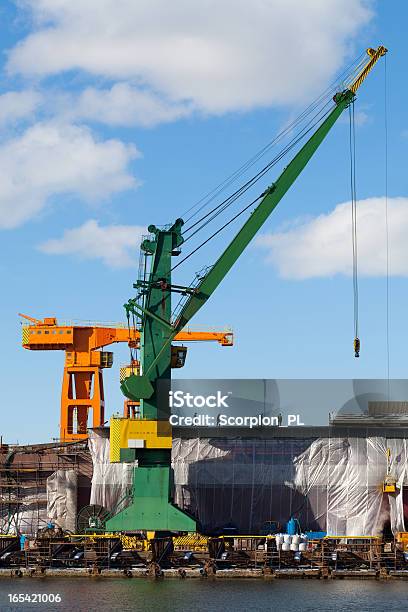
top-left (0, 1), bottom-right (407, 443)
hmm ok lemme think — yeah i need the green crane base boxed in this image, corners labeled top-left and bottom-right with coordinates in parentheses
top-left (105, 466), bottom-right (196, 532)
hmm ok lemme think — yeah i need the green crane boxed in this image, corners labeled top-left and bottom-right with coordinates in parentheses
top-left (105, 45), bottom-right (387, 533)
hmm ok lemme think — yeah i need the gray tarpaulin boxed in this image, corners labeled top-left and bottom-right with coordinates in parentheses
top-left (46, 470), bottom-right (77, 532)
top-left (292, 437), bottom-right (407, 535)
top-left (0, 497), bottom-right (48, 536)
top-left (173, 437), bottom-right (407, 535)
top-left (88, 430), bottom-right (408, 535)
top-left (0, 486), bottom-right (47, 536)
top-left (88, 429), bottom-right (135, 512)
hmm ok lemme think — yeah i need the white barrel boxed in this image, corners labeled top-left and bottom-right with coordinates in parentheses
top-left (299, 542), bottom-right (307, 552)
top-left (292, 534), bottom-right (300, 545)
top-left (290, 542), bottom-right (299, 551)
top-left (281, 542), bottom-right (291, 551)
top-left (283, 534), bottom-right (292, 544)
top-left (275, 535), bottom-right (284, 548)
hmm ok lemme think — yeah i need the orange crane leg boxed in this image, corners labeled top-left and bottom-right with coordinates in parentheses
top-left (60, 367), bottom-right (105, 441)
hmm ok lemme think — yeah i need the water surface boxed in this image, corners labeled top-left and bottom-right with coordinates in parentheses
top-left (1, 577), bottom-right (408, 611)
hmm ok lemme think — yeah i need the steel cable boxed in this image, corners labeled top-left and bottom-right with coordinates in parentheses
top-left (172, 104), bottom-right (334, 272)
top-left (179, 52), bottom-right (367, 225)
top-left (349, 101), bottom-right (359, 352)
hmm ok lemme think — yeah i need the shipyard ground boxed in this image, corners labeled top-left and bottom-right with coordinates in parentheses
top-left (3, 567), bottom-right (408, 580)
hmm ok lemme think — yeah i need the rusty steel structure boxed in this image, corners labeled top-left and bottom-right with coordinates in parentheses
top-left (0, 440), bottom-right (91, 536)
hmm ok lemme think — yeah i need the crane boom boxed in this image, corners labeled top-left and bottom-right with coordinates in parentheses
top-left (175, 46), bottom-right (387, 331)
top-left (133, 45), bottom-right (387, 386)
top-left (175, 91), bottom-right (351, 330)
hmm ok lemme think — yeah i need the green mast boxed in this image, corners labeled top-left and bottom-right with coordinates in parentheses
top-left (106, 219), bottom-right (196, 532)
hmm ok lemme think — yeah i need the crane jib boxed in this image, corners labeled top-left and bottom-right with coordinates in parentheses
top-left (126, 46), bottom-right (387, 390)
top-left (136, 90), bottom-right (355, 386)
top-left (175, 90), bottom-right (354, 332)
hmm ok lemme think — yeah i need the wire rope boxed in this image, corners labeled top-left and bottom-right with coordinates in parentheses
top-left (172, 104), bottom-right (334, 272)
top-left (178, 52), bottom-right (367, 225)
top-left (384, 54), bottom-right (390, 396)
top-left (349, 100), bottom-right (359, 357)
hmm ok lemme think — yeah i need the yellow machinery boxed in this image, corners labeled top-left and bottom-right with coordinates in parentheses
top-left (395, 532), bottom-right (408, 551)
top-left (110, 417), bottom-right (172, 462)
top-left (383, 448), bottom-right (398, 494)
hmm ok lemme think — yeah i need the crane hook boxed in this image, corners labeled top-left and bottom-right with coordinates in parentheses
top-left (354, 337), bottom-right (360, 358)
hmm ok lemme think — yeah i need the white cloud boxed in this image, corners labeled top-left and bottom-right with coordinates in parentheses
top-left (339, 104), bottom-right (371, 127)
top-left (0, 90), bottom-right (42, 125)
top-left (353, 109), bottom-right (370, 126)
top-left (39, 219), bottom-right (145, 267)
top-left (257, 197), bottom-right (408, 279)
top-left (0, 121), bottom-right (138, 228)
top-left (8, 0), bottom-right (373, 114)
top-left (67, 83), bottom-right (193, 127)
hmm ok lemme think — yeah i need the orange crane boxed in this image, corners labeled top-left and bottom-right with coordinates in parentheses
top-left (19, 313), bottom-right (233, 442)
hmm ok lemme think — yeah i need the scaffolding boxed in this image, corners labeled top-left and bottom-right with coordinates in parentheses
top-left (0, 441), bottom-right (91, 536)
